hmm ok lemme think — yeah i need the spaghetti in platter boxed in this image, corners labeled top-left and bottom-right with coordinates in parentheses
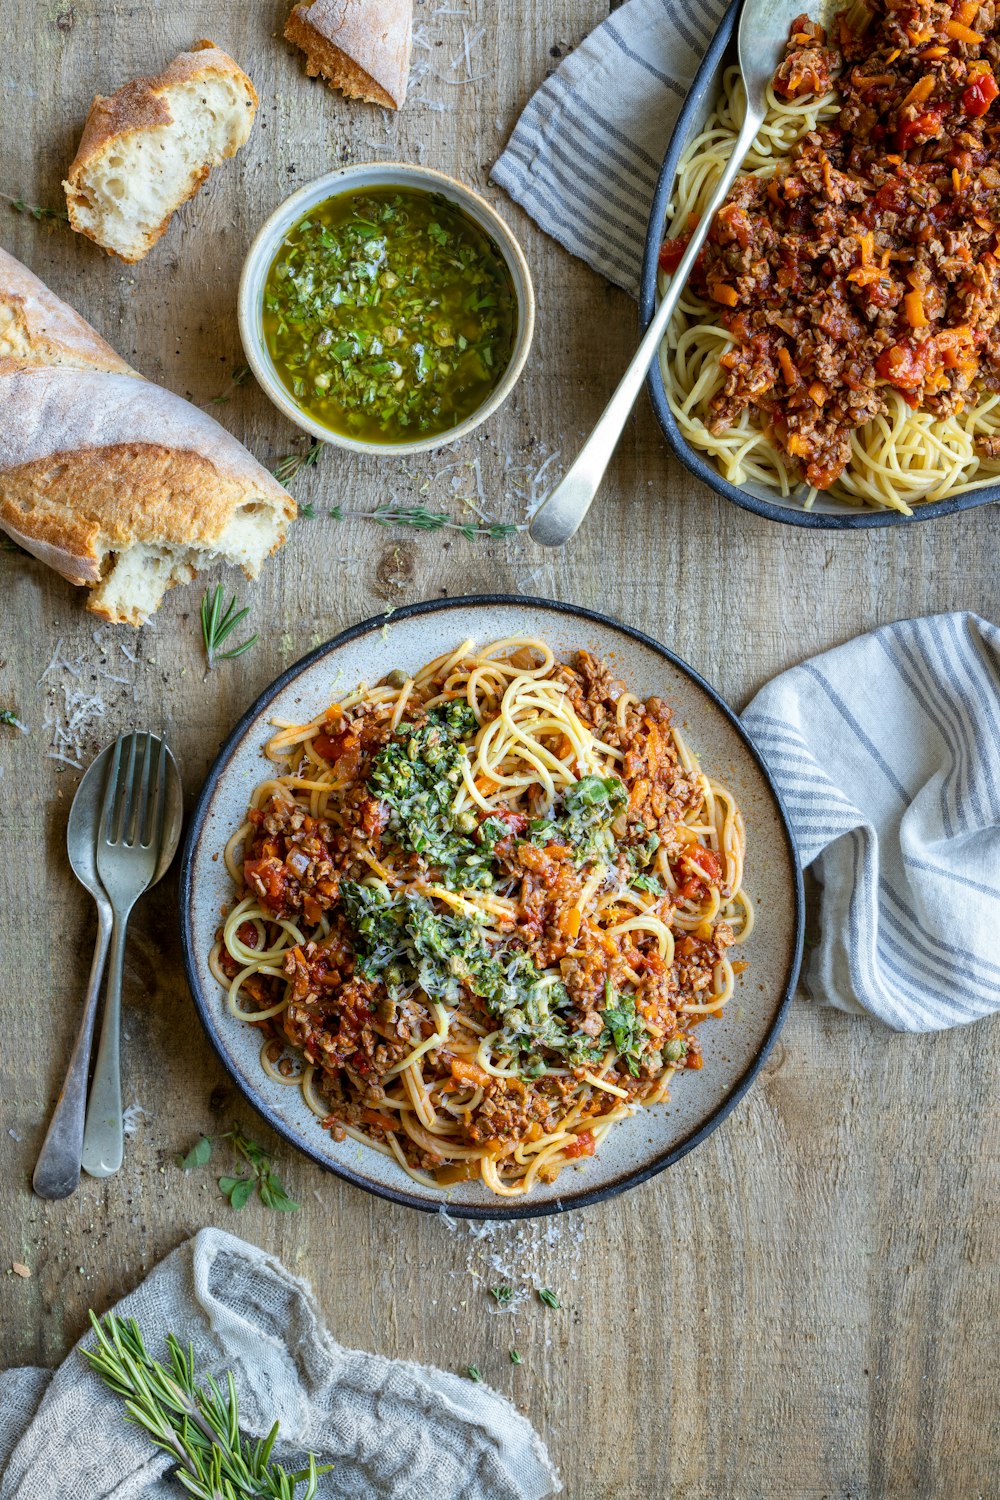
top-left (211, 637), bottom-right (752, 1199)
top-left (658, 0), bottom-right (1000, 513)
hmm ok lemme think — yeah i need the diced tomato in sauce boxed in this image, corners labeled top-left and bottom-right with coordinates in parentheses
top-left (562, 1130), bottom-right (596, 1160)
top-left (963, 72), bottom-right (999, 117)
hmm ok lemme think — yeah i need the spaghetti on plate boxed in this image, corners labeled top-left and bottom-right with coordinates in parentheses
top-left (659, 0), bottom-right (1000, 513)
top-left (211, 638), bottom-right (751, 1197)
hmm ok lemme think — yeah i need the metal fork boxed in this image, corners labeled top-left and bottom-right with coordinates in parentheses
top-left (81, 733), bottom-right (168, 1178)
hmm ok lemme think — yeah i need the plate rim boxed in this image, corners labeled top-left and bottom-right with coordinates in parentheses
top-left (636, 0), bottom-right (1000, 530)
top-left (179, 594), bottom-right (805, 1219)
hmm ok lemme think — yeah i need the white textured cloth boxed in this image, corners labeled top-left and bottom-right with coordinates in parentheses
top-left (742, 614), bottom-right (1000, 1031)
top-left (0, 1228), bottom-right (559, 1500)
top-left (492, 0), bottom-right (728, 297)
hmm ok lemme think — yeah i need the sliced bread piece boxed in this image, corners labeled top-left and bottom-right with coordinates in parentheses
top-left (0, 248), bottom-right (294, 626)
top-left (64, 40), bottom-right (258, 263)
top-left (284, 0), bottom-right (413, 110)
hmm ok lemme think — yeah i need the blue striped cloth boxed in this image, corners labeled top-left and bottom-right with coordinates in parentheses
top-left (491, 0), bottom-right (728, 297)
top-left (742, 615), bottom-right (1000, 1031)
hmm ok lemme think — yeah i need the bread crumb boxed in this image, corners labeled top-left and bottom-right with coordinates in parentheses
top-left (12, 1262), bottom-right (31, 1278)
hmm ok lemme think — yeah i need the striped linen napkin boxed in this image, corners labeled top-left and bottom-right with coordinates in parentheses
top-left (742, 614), bottom-right (1000, 1031)
top-left (491, 0), bottom-right (728, 296)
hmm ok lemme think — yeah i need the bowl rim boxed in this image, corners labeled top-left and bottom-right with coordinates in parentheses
top-left (237, 162), bottom-right (536, 457)
top-left (178, 593), bottom-right (805, 1220)
top-left (637, 0), bottom-right (1000, 529)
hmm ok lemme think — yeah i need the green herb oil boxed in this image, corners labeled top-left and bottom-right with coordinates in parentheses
top-left (263, 186), bottom-right (518, 443)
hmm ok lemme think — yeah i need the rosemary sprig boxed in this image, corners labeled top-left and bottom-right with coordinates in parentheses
top-left (201, 586), bottom-right (257, 671)
top-left (329, 504), bottom-right (518, 541)
top-left (272, 440), bottom-right (322, 488)
top-left (1, 189), bottom-right (69, 224)
top-left (83, 1313), bottom-right (331, 1499)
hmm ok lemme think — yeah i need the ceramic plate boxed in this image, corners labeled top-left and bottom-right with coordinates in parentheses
top-left (180, 597), bottom-right (803, 1218)
top-left (638, 0), bottom-right (1000, 529)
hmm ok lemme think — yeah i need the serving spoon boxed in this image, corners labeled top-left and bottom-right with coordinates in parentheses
top-left (529, 0), bottom-right (813, 546)
top-left (32, 736), bottom-right (182, 1199)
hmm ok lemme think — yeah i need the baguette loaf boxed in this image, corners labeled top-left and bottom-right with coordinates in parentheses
top-left (285, 0), bottom-right (413, 110)
top-left (64, 41), bottom-right (258, 263)
top-left (0, 248), bottom-right (294, 626)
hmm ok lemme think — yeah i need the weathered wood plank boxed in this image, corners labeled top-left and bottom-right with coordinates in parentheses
top-left (2, 3), bottom-right (999, 1497)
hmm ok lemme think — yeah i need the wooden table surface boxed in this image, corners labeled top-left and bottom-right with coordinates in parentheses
top-left (2, 4), bottom-right (999, 1497)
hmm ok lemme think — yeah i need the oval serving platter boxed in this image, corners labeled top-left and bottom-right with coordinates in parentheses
top-left (638, 0), bottom-right (1000, 530)
top-left (180, 596), bottom-right (803, 1218)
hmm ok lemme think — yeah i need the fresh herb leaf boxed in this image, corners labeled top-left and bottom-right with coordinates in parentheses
top-left (466, 1365), bottom-right (482, 1382)
top-left (370, 505), bottom-right (517, 541)
top-left (225, 1128), bottom-right (299, 1213)
top-left (629, 872), bottom-right (662, 895)
top-left (601, 980), bottom-right (646, 1077)
top-left (1, 190), bottom-right (69, 225)
top-left (490, 1285), bottom-right (514, 1308)
top-left (509, 1347), bottom-right (522, 1366)
top-left (272, 439), bottom-right (323, 487)
top-left (83, 1312), bottom-right (331, 1498)
top-left (201, 585), bottom-right (257, 671)
top-left (0, 708), bottom-right (27, 732)
top-left (178, 1136), bottom-right (213, 1170)
top-left (299, 502), bottom-right (317, 519)
top-left (538, 1288), bottom-right (561, 1309)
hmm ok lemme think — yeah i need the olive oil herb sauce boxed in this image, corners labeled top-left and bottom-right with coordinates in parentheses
top-left (262, 187), bottom-right (517, 443)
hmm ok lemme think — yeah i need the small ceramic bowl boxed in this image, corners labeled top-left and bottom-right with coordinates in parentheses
top-left (238, 163), bottom-right (536, 456)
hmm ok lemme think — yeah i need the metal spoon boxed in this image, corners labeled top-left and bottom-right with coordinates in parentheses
top-left (32, 736), bottom-right (182, 1199)
top-left (529, 0), bottom-right (811, 546)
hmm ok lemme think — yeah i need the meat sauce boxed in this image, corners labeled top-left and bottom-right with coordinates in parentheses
top-left (660, 0), bottom-right (1000, 488)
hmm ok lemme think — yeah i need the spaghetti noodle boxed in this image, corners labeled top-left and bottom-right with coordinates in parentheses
top-left (211, 638), bottom-right (752, 1198)
top-left (658, 0), bottom-right (1000, 513)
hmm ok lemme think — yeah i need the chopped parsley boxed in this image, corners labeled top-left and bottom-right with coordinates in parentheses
top-left (490, 1285), bottom-right (514, 1307)
top-left (601, 980), bottom-right (647, 1078)
top-left (368, 701), bottom-right (488, 887)
top-left (339, 885), bottom-right (602, 1072)
top-left (262, 187), bottom-right (517, 443)
top-left (509, 1347), bottom-right (522, 1365)
top-left (629, 872), bottom-right (662, 895)
top-left (528, 775), bottom-right (628, 865)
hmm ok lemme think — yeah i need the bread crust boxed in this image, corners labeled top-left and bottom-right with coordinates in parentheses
top-left (285, 0), bottom-right (413, 109)
top-left (0, 251), bottom-right (295, 623)
top-left (0, 246), bottom-right (135, 375)
top-left (64, 40), bottom-right (259, 262)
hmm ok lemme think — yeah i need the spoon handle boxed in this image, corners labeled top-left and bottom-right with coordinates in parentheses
top-left (81, 904), bottom-right (132, 1178)
top-left (32, 900), bottom-right (113, 1199)
top-left (528, 105), bottom-right (766, 548)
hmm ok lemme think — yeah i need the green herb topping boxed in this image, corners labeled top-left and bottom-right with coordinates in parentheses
top-left (263, 187), bottom-right (517, 444)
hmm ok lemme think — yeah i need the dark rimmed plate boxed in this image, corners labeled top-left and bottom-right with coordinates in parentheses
top-left (179, 596), bottom-right (803, 1218)
top-left (638, 0), bottom-right (1000, 529)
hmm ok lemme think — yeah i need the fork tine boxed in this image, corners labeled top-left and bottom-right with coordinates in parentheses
top-left (143, 737), bottom-right (169, 850)
top-left (116, 733), bottom-right (139, 845)
top-left (101, 734), bottom-right (127, 844)
top-left (126, 733), bottom-right (154, 848)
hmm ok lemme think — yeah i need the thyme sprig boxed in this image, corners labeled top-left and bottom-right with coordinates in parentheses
top-left (210, 364), bottom-right (253, 406)
top-left (1, 190), bottom-right (69, 224)
top-left (329, 504), bottom-right (518, 541)
top-left (201, 586), bottom-right (257, 671)
top-left (83, 1313), bottom-right (330, 1499)
top-left (272, 440), bottom-right (323, 488)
